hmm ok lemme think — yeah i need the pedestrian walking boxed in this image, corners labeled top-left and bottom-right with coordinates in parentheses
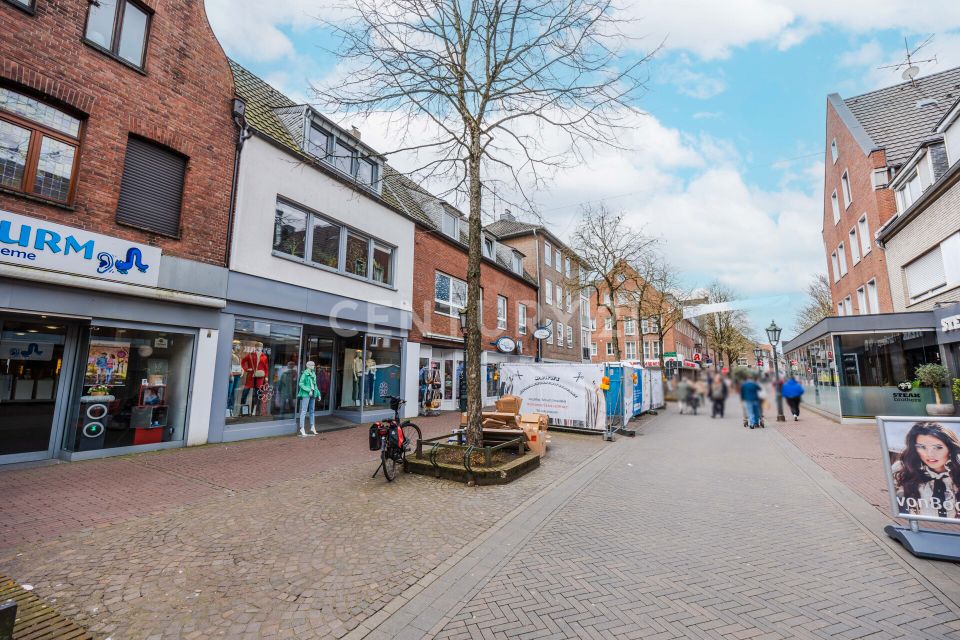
top-left (781, 376), bottom-right (805, 421)
top-left (740, 375), bottom-right (762, 428)
top-left (676, 376), bottom-right (691, 414)
top-left (709, 373), bottom-right (728, 418)
top-left (694, 377), bottom-right (708, 412)
top-left (297, 360), bottom-right (321, 437)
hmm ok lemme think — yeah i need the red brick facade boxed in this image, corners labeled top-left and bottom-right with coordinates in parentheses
top-left (822, 101), bottom-right (897, 314)
top-left (410, 228), bottom-right (538, 355)
top-left (0, 0), bottom-right (236, 265)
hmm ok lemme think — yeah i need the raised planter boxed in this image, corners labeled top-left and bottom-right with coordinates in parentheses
top-left (405, 434), bottom-right (540, 485)
top-left (927, 403), bottom-right (956, 417)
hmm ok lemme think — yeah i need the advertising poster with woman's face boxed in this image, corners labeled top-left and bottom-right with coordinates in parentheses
top-left (879, 417), bottom-right (960, 524)
top-left (84, 340), bottom-right (130, 386)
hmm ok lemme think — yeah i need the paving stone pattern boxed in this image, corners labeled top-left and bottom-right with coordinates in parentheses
top-left (435, 410), bottom-right (960, 640)
top-left (0, 421), bottom-right (603, 639)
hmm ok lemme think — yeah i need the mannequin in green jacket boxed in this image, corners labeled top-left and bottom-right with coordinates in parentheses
top-left (298, 360), bottom-right (321, 437)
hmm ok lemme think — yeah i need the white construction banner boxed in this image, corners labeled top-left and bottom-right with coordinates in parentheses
top-left (648, 368), bottom-right (664, 409)
top-left (499, 363), bottom-right (607, 431)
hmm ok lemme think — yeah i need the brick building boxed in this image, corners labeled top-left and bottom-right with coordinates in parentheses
top-left (822, 67), bottom-right (960, 316)
top-left (387, 181), bottom-right (537, 410)
top-left (485, 215), bottom-right (589, 362)
top-left (0, 0), bottom-right (236, 464)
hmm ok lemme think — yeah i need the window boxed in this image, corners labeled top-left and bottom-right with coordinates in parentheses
top-left (867, 280), bottom-right (879, 313)
top-left (5, 0), bottom-right (34, 11)
top-left (544, 242), bottom-right (552, 266)
top-left (840, 171), bottom-right (852, 208)
top-left (849, 228), bottom-right (860, 264)
top-left (606, 342), bottom-right (614, 357)
top-left (0, 87), bottom-right (82, 203)
top-left (565, 257), bottom-right (571, 277)
top-left (332, 139), bottom-right (353, 175)
top-left (483, 236), bottom-right (495, 259)
top-left (85, 0), bottom-right (151, 68)
top-left (557, 322), bottom-right (564, 347)
top-left (441, 212), bottom-right (458, 238)
top-left (566, 292), bottom-right (572, 312)
top-left (116, 136), bottom-right (185, 236)
top-left (273, 199), bottom-right (395, 285)
top-left (837, 302), bottom-right (844, 317)
top-left (434, 272), bottom-right (468, 317)
top-left (226, 320), bottom-right (299, 424)
top-left (904, 247), bottom-right (947, 301)
top-left (545, 279), bottom-right (553, 305)
top-left (831, 252), bottom-right (840, 282)
top-left (357, 158), bottom-right (376, 187)
top-left (616, 292), bottom-right (629, 305)
top-left (830, 138), bottom-right (838, 163)
top-left (844, 296), bottom-right (853, 315)
top-left (831, 190), bottom-right (840, 224)
top-left (518, 304), bottom-right (527, 335)
top-left (307, 125), bottom-right (330, 160)
top-left (624, 317), bottom-right (635, 335)
top-left (897, 169), bottom-right (923, 210)
top-left (603, 292), bottom-right (611, 305)
top-left (511, 252), bottom-right (523, 274)
top-left (567, 325), bottom-right (573, 349)
top-left (590, 318), bottom-right (596, 331)
top-left (604, 318), bottom-right (612, 331)
top-left (858, 215), bottom-right (871, 255)
top-left (546, 319), bottom-right (554, 345)
top-left (591, 342), bottom-right (598, 357)
top-left (857, 286), bottom-right (867, 315)
top-left (556, 285), bottom-right (563, 308)
top-left (872, 168), bottom-right (888, 189)
top-left (497, 296), bottom-right (507, 330)
top-left (625, 341), bottom-right (636, 359)
top-left (837, 243), bottom-right (847, 276)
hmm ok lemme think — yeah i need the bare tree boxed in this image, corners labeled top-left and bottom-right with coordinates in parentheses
top-left (699, 281), bottom-right (753, 372)
top-left (795, 274), bottom-right (833, 333)
top-left (316, 0), bottom-right (654, 445)
top-left (570, 204), bottom-right (656, 361)
top-left (633, 253), bottom-right (691, 368)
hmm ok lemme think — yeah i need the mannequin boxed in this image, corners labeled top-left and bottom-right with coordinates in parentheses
top-left (227, 343), bottom-right (242, 414)
top-left (352, 349), bottom-right (363, 406)
top-left (241, 345), bottom-right (268, 415)
top-left (365, 352), bottom-right (377, 406)
top-left (297, 360), bottom-right (320, 436)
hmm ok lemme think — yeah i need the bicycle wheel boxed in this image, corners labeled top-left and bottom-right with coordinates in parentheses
top-left (381, 446), bottom-right (397, 482)
top-left (402, 422), bottom-right (422, 459)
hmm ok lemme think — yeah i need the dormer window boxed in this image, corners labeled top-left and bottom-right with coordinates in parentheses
top-left (511, 252), bottom-right (523, 274)
top-left (441, 212), bottom-right (459, 238)
top-left (303, 116), bottom-right (380, 192)
top-left (483, 236), bottom-right (495, 259)
top-left (896, 169), bottom-right (922, 211)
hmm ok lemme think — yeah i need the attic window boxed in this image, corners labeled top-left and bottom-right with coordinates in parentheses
top-left (916, 98), bottom-right (938, 109)
top-left (511, 252), bottom-right (523, 274)
top-left (304, 116), bottom-right (380, 192)
top-left (441, 212), bottom-right (458, 238)
top-left (482, 236), bottom-right (495, 259)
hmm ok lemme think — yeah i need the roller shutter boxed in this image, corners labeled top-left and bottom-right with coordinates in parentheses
top-left (116, 136), bottom-right (186, 237)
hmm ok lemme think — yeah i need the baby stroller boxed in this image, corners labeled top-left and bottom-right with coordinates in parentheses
top-left (742, 400), bottom-right (765, 429)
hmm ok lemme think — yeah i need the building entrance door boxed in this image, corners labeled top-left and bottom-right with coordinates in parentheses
top-left (304, 335), bottom-right (335, 415)
top-left (434, 350), bottom-right (464, 411)
top-left (0, 317), bottom-right (77, 464)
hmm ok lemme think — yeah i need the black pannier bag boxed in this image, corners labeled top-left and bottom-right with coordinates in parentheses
top-left (369, 423), bottom-right (381, 451)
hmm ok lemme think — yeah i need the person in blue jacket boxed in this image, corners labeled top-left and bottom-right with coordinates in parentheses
top-left (781, 376), bottom-right (805, 421)
top-left (740, 375), bottom-right (762, 428)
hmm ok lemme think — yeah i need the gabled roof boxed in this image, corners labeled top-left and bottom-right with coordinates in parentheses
top-left (485, 218), bottom-right (582, 263)
top-left (230, 60), bottom-right (300, 150)
top-left (842, 66), bottom-right (960, 167)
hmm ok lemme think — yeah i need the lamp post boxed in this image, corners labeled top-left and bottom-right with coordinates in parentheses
top-left (753, 347), bottom-right (763, 369)
top-left (766, 320), bottom-right (786, 422)
top-left (458, 308), bottom-right (468, 412)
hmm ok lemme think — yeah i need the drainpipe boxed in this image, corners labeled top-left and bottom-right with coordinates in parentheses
top-left (225, 99), bottom-right (252, 268)
top-left (532, 229), bottom-right (542, 362)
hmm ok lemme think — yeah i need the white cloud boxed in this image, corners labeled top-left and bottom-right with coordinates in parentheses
top-left (839, 32), bottom-right (960, 91)
top-left (205, 0), bottom-right (340, 62)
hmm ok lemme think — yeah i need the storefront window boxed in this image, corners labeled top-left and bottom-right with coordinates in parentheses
top-left (363, 335), bottom-right (402, 408)
top-left (338, 333), bottom-right (365, 410)
top-left (835, 331), bottom-right (948, 417)
top-left (486, 363), bottom-right (498, 397)
top-left (64, 325), bottom-right (195, 452)
top-left (227, 319), bottom-right (301, 424)
top-left (788, 336), bottom-right (840, 416)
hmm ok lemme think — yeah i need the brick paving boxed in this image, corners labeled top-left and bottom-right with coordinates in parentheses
top-left (0, 413), bottom-right (604, 639)
top-left (427, 408), bottom-right (960, 640)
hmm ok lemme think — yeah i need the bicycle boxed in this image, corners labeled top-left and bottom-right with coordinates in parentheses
top-left (369, 396), bottom-right (422, 482)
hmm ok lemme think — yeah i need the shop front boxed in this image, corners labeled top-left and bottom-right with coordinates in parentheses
top-left (209, 272), bottom-right (411, 443)
top-left (935, 302), bottom-right (960, 377)
top-left (784, 312), bottom-right (953, 422)
top-left (0, 211), bottom-right (224, 464)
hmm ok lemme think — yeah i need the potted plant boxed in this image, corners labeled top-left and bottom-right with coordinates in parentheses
top-left (954, 377), bottom-right (960, 412)
top-left (915, 364), bottom-right (955, 416)
top-left (89, 384), bottom-right (110, 397)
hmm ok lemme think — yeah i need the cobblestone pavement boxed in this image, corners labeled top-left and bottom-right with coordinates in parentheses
top-left (427, 408), bottom-right (960, 640)
top-left (0, 416), bottom-right (604, 639)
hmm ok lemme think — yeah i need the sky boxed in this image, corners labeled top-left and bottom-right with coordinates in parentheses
top-left (206, 1), bottom-right (960, 341)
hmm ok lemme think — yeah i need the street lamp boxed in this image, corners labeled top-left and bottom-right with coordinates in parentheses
top-left (766, 320), bottom-right (786, 422)
top-left (753, 347), bottom-right (763, 368)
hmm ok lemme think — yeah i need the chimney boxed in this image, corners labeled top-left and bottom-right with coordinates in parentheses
top-left (501, 209), bottom-right (515, 221)
top-left (350, 126), bottom-right (361, 140)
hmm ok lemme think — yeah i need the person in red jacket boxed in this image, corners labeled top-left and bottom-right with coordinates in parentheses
top-left (240, 345), bottom-right (268, 413)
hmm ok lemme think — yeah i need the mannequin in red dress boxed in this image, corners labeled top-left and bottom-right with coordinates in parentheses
top-left (240, 346), bottom-right (268, 413)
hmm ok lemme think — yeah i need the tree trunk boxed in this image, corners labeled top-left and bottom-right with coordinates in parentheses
top-left (608, 304), bottom-right (621, 361)
top-left (465, 139), bottom-right (484, 447)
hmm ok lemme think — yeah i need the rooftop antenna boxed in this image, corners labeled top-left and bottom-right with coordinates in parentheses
top-left (878, 35), bottom-right (938, 87)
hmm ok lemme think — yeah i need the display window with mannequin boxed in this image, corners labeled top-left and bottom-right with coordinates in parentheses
top-left (227, 319), bottom-right (301, 424)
